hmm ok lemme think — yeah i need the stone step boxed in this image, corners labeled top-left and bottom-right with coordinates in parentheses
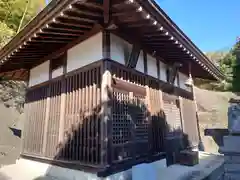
top-left (224, 156), bottom-right (240, 164)
top-left (223, 136), bottom-right (240, 150)
top-left (219, 146), bottom-right (240, 155)
top-left (224, 163), bottom-right (240, 173)
top-left (224, 173), bottom-right (240, 180)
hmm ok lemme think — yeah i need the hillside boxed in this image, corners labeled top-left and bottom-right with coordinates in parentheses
top-left (195, 87), bottom-right (235, 153)
top-left (0, 103), bottom-right (22, 167)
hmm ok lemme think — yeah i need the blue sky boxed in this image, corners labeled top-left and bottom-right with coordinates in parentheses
top-left (157, 0), bottom-right (240, 52)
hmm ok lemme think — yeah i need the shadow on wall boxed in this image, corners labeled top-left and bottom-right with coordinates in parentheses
top-left (8, 127), bottom-right (22, 138)
top-left (29, 86), bottom-right (195, 180)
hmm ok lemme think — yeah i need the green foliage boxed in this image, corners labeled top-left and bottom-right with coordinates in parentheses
top-left (202, 41), bottom-right (240, 92)
top-left (0, 22), bottom-right (15, 47)
top-left (0, 0), bottom-right (43, 32)
top-left (0, 0), bottom-right (44, 112)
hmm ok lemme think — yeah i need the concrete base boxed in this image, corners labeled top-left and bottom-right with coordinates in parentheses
top-left (0, 152), bottom-right (224, 180)
top-left (0, 158), bottom-right (132, 180)
top-left (223, 136), bottom-right (240, 151)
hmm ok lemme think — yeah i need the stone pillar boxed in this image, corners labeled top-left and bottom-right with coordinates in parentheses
top-left (220, 98), bottom-right (240, 179)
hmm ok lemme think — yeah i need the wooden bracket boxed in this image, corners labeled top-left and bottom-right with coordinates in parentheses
top-left (168, 62), bottom-right (182, 85)
top-left (126, 44), bottom-right (141, 68)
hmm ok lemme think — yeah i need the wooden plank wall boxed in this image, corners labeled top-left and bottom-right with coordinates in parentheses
top-left (22, 59), bottom-right (197, 168)
top-left (180, 98), bottom-right (199, 147)
top-left (148, 78), bottom-right (166, 153)
top-left (22, 62), bottom-right (102, 165)
top-left (23, 84), bottom-right (48, 156)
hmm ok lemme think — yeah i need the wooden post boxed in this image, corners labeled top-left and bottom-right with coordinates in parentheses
top-left (146, 86), bottom-right (153, 153)
top-left (129, 91), bottom-right (136, 158)
top-left (58, 53), bottom-right (67, 149)
top-left (101, 60), bottom-right (112, 165)
top-left (42, 86), bottom-right (50, 155)
top-left (58, 81), bottom-right (66, 143)
top-left (178, 96), bottom-right (185, 133)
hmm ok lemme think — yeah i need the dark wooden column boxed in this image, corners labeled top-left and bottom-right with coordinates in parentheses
top-left (100, 60), bottom-right (112, 166)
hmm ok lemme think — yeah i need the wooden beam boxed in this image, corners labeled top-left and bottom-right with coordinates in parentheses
top-left (143, 51), bottom-right (148, 74)
top-left (103, 30), bottom-right (110, 59)
top-left (157, 60), bottom-right (160, 79)
top-left (60, 15), bottom-right (97, 23)
top-left (126, 44), bottom-right (141, 68)
top-left (68, 7), bottom-right (102, 17)
top-left (120, 19), bottom-right (150, 24)
top-left (29, 39), bottom-right (68, 43)
top-left (33, 36), bottom-right (75, 40)
top-left (127, 23), bottom-right (153, 28)
top-left (45, 25), bottom-right (86, 33)
top-left (54, 20), bottom-right (93, 29)
top-left (76, 2), bottom-right (104, 10)
top-left (103, 0), bottom-right (110, 25)
top-left (37, 31), bottom-right (80, 37)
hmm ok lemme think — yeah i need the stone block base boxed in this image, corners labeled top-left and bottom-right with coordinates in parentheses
top-left (224, 173), bottom-right (240, 180)
top-left (224, 156), bottom-right (240, 164)
top-left (224, 163), bottom-right (240, 173)
top-left (223, 136), bottom-right (240, 151)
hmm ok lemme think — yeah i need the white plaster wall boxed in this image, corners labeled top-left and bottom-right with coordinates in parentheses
top-left (179, 72), bottom-right (191, 91)
top-left (29, 60), bottom-right (50, 87)
top-left (110, 33), bottom-right (132, 65)
top-left (147, 54), bottom-right (158, 78)
top-left (160, 61), bottom-right (167, 82)
top-left (136, 51), bottom-right (144, 73)
top-left (52, 66), bottom-right (63, 79)
top-left (67, 32), bottom-right (103, 73)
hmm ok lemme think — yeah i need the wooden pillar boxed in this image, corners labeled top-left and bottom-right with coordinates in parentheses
top-left (58, 81), bottom-right (66, 143)
top-left (178, 96), bottom-right (185, 133)
top-left (101, 60), bottom-right (112, 165)
top-left (188, 61), bottom-right (202, 149)
top-left (58, 53), bottom-right (67, 148)
top-left (42, 86), bottom-right (50, 155)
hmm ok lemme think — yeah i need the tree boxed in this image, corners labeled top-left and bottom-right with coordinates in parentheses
top-left (0, 0), bottom-right (45, 32)
top-left (0, 0), bottom-right (44, 112)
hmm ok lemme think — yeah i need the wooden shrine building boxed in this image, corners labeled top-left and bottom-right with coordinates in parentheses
top-left (0, 0), bottom-right (224, 177)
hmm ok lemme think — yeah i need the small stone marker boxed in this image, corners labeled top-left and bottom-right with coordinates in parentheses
top-left (221, 97), bottom-right (240, 180)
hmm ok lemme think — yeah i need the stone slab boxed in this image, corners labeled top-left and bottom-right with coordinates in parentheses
top-left (224, 173), bottom-right (240, 180)
top-left (224, 155), bottom-right (240, 164)
top-left (228, 103), bottom-right (240, 133)
top-left (224, 163), bottom-right (240, 172)
top-left (223, 136), bottom-right (240, 149)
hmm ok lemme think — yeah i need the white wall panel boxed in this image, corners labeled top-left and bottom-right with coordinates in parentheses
top-left (147, 54), bottom-right (158, 78)
top-left (110, 34), bottom-right (132, 65)
top-left (29, 60), bottom-right (50, 87)
top-left (52, 66), bottom-right (63, 79)
top-left (67, 32), bottom-right (103, 72)
top-left (136, 51), bottom-right (144, 73)
top-left (160, 61), bottom-right (167, 82)
top-left (179, 72), bottom-right (191, 91)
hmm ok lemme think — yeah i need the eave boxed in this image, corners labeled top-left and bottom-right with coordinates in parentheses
top-left (0, 0), bottom-right (225, 81)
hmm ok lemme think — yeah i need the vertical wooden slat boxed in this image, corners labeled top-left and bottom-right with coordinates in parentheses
top-left (97, 67), bottom-right (101, 164)
top-left (101, 60), bottom-right (112, 165)
top-left (42, 85), bottom-right (50, 155)
top-left (86, 70), bottom-right (90, 163)
top-left (59, 78), bottom-right (66, 148)
top-left (79, 72), bottom-right (83, 161)
top-left (75, 73), bottom-right (79, 160)
top-left (89, 69), bottom-right (93, 163)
